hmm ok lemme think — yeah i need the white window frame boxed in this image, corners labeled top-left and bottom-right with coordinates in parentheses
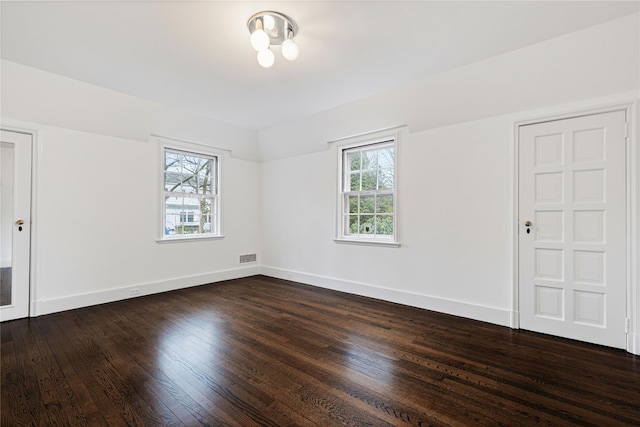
top-left (157, 137), bottom-right (224, 243)
top-left (335, 133), bottom-right (400, 247)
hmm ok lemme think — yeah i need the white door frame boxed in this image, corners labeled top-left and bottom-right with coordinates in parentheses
top-left (511, 94), bottom-right (640, 355)
top-left (0, 125), bottom-right (38, 320)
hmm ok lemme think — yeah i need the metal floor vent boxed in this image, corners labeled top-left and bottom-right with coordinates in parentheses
top-left (239, 254), bottom-right (257, 264)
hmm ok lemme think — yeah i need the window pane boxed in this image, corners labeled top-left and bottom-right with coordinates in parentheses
top-left (183, 197), bottom-right (199, 218)
top-left (376, 215), bottom-right (393, 235)
top-left (164, 152), bottom-right (182, 173)
top-left (199, 160), bottom-right (213, 193)
top-left (378, 147), bottom-right (394, 169)
top-left (164, 172), bottom-right (182, 192)
top-left (199, 198), bottom-right (213, 233)
top-left (200, 198), bottom-right (212, 215)
top-left (165, 213), bottom-right (179, 235)
top-left (348, 196), bottom-right (358, 214)
top-left (200, 198), bottom-right (212, 232)
top-left (359, 215), bottom-right (375, 234)
top-left (182, 225), bottom-right (198, 234)
top-left (361, 171), bottom-right (377, 190)
top-left (350, 172), bottom-right (360, 191)
top-left (197, 175), bottom-right (212, 195)
top-left (360, 195), bottom-right (375, 213)
top-left (198, 158), bottom-right (212, 175)
top-left (166, 194), bottom-right (184, 234)
top-left (349, 215), bottom-right (359, 234)
top-left (183, 155), bottom-right (200, 173)
top-left (349, 152), bottom-right (361, 171)
top-left (165, 195), bottom-right (182, 211)
top-left (182, 175), bottom-right (197, 193)
top-left (378, 168), bottom-right (394, 190)
top-left (376, 195), bottom-right (393, 213)
top-left (362, 149), bottom-right (377, 169)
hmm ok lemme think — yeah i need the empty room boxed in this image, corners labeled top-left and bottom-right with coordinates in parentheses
top-left (1, 1), bottom-right (639, 425)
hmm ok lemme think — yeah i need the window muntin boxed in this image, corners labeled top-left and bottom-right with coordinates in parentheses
top-left (163, 148), bottom-right (218, 238)
top-left (340, 141), bottom-right (396, 241)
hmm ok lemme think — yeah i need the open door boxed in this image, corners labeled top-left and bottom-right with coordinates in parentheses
top-left (1, 130), bottom-right (32, 321)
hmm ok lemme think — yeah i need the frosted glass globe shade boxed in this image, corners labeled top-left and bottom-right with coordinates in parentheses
top-left (281, 39), bottom-right (299, 61)
top-left (250, 29), bottom-right (270, 51)
top-left (263, 15), bottom-right (275, 31)
top-left (257, 49), bottom-right (275, 68)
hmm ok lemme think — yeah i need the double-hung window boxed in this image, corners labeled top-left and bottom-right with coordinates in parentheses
top-left (337, 136), bottom-right (398, 246)
top-left (160, 140), bottom-right (222, 240)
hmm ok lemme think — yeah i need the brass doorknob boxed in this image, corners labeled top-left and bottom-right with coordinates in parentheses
top-left (524, 221), bottom-right (532, 227)
top-left (16, 220), bottom-right (24, 225)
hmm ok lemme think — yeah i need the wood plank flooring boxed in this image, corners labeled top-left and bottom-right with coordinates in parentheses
top-left (2, 275), bottom-right (639, 426)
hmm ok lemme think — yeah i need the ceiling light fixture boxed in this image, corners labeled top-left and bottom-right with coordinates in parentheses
top-left (247, 11), bottom-right (298, 68)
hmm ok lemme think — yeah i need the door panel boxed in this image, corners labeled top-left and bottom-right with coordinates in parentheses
top-left (0, 130), bottom-right (32, 321)
top-left (518, 111), bottom-right (626, 349)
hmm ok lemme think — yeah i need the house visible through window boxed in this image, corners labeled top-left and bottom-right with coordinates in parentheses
top-left (162, 146), bottom-right (219, 239)
top-left (179, 212), bottom-right (196, 223)
top-left (338, 138), bottom-right (397, 244)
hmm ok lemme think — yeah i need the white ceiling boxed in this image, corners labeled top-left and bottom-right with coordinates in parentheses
top-left (1, 1), bottom-right (638, 130)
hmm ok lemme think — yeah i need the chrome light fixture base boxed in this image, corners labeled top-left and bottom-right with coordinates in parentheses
top-left (247, 11), bottom-right (299, 67)
top-left (247, 11), bottom-right (298, 45)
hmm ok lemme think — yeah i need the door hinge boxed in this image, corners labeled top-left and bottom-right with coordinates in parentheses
top-left (624, 121), bottom-right (630, 139)
top-left (625, 318), bottom-right (631, 334)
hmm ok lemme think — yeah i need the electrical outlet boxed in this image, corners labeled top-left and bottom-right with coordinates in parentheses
top-left (129, 287), bottom-right (141, 296)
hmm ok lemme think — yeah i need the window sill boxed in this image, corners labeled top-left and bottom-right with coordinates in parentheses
top-left (333, 238), bottom-right (401, 248)
top-left (157, 234), bottom-right (225, 244)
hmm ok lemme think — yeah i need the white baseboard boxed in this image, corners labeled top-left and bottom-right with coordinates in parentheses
top-left (510, 310), bottom-right (520, 328)
top-left (33, 266), bottom-right (260, 316)
top-left (260, 266), bottom-right (512, 327)
top-left (628, 332), bottom-right (640, 356)
top-left (30, 264), bottom-right (639, 355)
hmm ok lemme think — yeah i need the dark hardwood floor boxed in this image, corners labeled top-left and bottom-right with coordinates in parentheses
top-left (2, 275), bottom-right (639, 426)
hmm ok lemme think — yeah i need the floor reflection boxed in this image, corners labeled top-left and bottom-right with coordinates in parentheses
top-left (342, 337), bottom-right (398, 392)
top-left (156, 312), bottom-right (227, 402)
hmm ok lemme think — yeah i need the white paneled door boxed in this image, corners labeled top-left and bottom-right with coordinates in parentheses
top-left (518, 111), bottom-right (627, 349)
top-left (0, 130), bottom-right (32, 321)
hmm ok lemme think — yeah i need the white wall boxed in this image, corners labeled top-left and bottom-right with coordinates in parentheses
top-left (258, 13), bottom-right (640, 330)
top-left (25, 126), bottom-right (261, 315)
top-left (1, 59), bottom-right (262, 315)
top-left (260, 118), bottom-right (514, 325)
